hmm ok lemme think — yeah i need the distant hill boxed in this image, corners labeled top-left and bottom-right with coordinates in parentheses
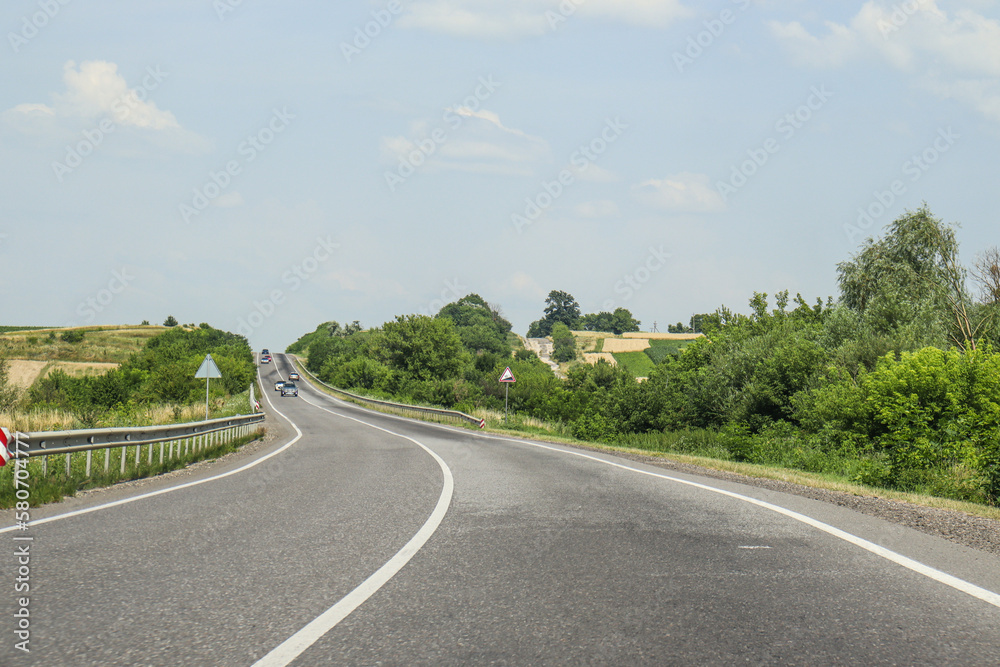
top-left (0, 325), bottom-right (166, 364)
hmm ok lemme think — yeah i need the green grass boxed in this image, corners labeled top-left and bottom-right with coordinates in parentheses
top-left (0, 326), bottom-right (53, 334)
top-left (593, 337), bottom-right (604, 353)
top-left (0, 426), bottom-right (265, 508)
top-left (613, 351), bottom-right (656, 377)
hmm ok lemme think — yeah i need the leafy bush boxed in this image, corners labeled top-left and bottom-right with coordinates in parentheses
top-left (60, 330), bottom-right (85, 343)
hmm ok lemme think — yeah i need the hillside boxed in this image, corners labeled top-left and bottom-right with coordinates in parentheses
top-left (574, 331), bottom-right (700, 379)
top-left (0, 325), bottom-right (166, 364)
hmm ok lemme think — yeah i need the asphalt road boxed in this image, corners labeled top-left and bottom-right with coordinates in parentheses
top-left (3, 353), bottom-right (1000, 665)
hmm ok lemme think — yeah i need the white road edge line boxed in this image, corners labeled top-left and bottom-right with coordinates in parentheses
top-left (0, 366), bottom-right (301, 533)
top-left (497, 435), bottom-right (1000, 610)
top-left (252, 390), bottom-right (454, 667)
top-left (301, 377), bottom-right (1000, 611)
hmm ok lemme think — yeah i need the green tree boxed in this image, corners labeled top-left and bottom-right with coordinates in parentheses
top-left (163, 315), bottom-right (179, 327)
top-left (437, 294), bottom-right (512, 355)
top-left (376, 315), bottom-right (469, 382)
top-left (836, 205), bottom-right (957, 347)
top-left (527, 290), bottom-right (581, 337)
top-left (551, 323), bottom-right (577, 362)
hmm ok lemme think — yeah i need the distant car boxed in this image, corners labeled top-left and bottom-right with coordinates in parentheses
top-left (260, 355), bottom-right (271, 364)
top-left (261, 348), bottom-right (270, 356)
top-left (274, 380), bottom-right (284, 391)
top-left (281, 382), bottom-right (298, 397)
top-left (288, 372), bottom-right (300, 381)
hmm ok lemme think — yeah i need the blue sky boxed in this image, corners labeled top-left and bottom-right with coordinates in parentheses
top-left (2, 0), bottom-right (998, 350)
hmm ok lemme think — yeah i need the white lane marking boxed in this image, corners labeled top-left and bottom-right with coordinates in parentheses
top-left (252, 390), bottom-right (454, 667)
top-left (489, 435), bottom-right (1000, 610)
top-left (0, 367), bottom-right (300, 533)
top-left (298, 382), bottom-right (1000, 610)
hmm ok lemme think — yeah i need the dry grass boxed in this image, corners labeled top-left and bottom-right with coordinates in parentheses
top-left (6, 360), bottom-right (48, 389)
top-left (0, 325), bottom-right (163, 364)
top-left (602, 338), bottom-right (651, 352)
top-left (0, 403), bottom-right (209, 434)
top-left (6, 360), bottom-right (119, 391)
top-left (623, 332), bottom-right (705, 340)
top-left (583, 353), bottom-right (618, 366)
top-left (571, 332), bottom-right (607, 353)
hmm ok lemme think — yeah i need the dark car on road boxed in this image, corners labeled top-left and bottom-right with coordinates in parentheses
top-left (280, 382), bottom-right (298, 397)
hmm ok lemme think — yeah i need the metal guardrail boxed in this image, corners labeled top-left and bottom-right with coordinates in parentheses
top-left (291, 358), bottom-right (485, 429)
top-left (20, 413), bottom-right (266, 457)
top-left (11, 412), bottom-right (266, 478)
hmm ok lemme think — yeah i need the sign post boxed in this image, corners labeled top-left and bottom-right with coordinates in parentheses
top-left (194, 354), bottom-right (223, 420)
top-left (499, 366), bottom-right (516, 425)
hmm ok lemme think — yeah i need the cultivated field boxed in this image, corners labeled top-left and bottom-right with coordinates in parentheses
top-left (622, 332), bottom-right (704, 340)
top-left (583, 352), bottom-right (617, 366)
top-left (7, 360), bottom-right (119, 390)
top-left (601, 338), bottom-right (651, 353)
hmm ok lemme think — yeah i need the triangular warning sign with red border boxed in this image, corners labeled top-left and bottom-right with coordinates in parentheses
top-left (499, 367), bottom-right (516, 383)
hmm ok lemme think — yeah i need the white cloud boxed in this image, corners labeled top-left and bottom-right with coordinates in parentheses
top-left (768, 2), bottom-right (1000, 122)
top-left (399, 0), bottom-right (691, 38)
top-left (574, 200), bottom-right (620, 218)
top-left (2, 60), bottom-right (209, 152)
top-left (27, 61), bottom-right (178, 128)
top-left (213, 192), bottom-right (245, 208)
top-left (632, 172), bottom-right (725, 212)
top-left (380, 108), bottom-right (549, 176)
top-left (569, 162), bottom-right (620, 183)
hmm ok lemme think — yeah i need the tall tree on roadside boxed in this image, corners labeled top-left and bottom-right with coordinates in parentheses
top-left (527, 290), bottom-right (581, 337)
top-left (836, 205), bottom-right (958, 347)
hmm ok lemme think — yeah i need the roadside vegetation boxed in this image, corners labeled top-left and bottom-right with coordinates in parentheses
top-left (288, 206), bottom-right (1000, 507)
top-left (0, 324), bottom-right (256, 431)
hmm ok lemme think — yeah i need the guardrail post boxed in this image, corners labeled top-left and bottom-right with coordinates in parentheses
top-left (86, 450), bottom-right (92, 477)
top-left (65, 452), bottom-right (71, 477)
top-left (160, 441), bottom-right (165, 465)
top-left (120, 446), bottom-right (127, 475)
top-left (148, 441), bottom-right (153, 466)
top-left (104, 449), bottom-right (110, 473)
top-left (43, 455), bottom-right (48, 476)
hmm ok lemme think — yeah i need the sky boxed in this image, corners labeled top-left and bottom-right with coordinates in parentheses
top-left (1, 0), bottom-right (998, 351)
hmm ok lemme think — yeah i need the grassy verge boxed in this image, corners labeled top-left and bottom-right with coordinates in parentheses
top-left (0, 427), bottom-right (265, 508)
top-left (293, 360), bottom-right (1000, 520)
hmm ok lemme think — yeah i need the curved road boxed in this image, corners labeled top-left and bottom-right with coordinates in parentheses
top-left (3, 353), bottom-right (1000, 665)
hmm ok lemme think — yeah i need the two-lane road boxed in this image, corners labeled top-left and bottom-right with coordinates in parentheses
top-left (3, 353), bottom-right (1000, 665)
